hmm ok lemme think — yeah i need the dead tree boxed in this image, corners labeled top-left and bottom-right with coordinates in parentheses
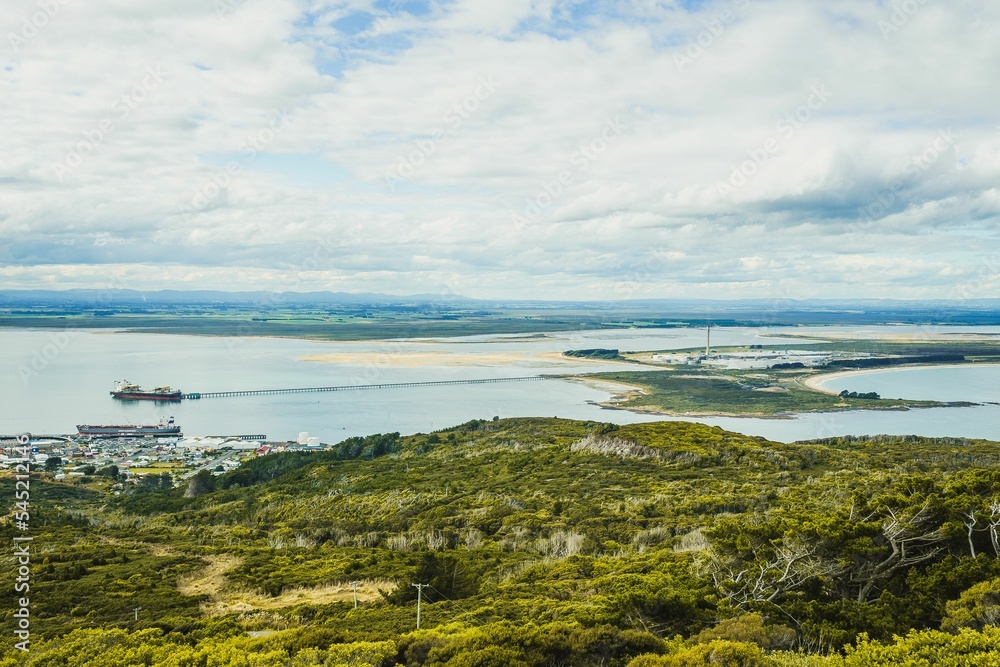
top-left (963, 508), bottom-right (978, 559)
top-left (989, 501), bottom-right (1000, 557)
top-left (852, 500), bottom-right (947, 603)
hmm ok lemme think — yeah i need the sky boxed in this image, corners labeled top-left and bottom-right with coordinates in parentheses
top-left (1, 0), bottom-right (998, 300)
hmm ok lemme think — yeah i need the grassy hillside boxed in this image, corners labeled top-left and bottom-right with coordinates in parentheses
top-left (3, 418), bottom-right (1000, 665)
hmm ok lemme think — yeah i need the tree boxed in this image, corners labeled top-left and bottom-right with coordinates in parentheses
top-left (389, 552), bottom-right (479, 604)
top-left (138, 473), bottom-right (172, 492)
top-left (185, 469), bottom-right (216, 497)
top-left (699, 517), bottom-right (842, 609)
top-left (627, 640), bottom-right (770, 667)
top-left (98, 464), bottom-right (120, 479)
top-left (990, 501), bottom-right (1000, 558)
top-left (962, 508), bottom-right (979, 559)
top-left (44, 456), bottom-right (62, 472)
top-left (942, 578), bottom-right (1000, 632)
top-left (850, 497), bottom-right (949, 603)
top-left (688, 613), bottom-right (796, 650)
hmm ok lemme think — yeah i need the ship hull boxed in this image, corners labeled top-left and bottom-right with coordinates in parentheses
top-left (77, 425), bottom-right (182, 437)
top-left (110, 391), bottom-right (183, 402)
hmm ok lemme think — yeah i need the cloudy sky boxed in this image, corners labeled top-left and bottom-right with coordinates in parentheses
top-left (1, 0), bottom-right (998, 300)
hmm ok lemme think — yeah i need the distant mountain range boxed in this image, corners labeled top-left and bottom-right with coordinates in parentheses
top-left (0, 289), bottom-right (475, 306)
top-left (1, 289), bottom-right (999, 311)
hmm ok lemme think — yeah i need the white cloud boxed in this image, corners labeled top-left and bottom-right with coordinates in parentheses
top-left (1, 0), bottom-right (998, 299)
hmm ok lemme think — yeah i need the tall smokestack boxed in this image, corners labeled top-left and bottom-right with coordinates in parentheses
top-left (706, 325), bottom-right (711, 357)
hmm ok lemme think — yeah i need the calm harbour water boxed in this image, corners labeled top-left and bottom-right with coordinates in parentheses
top-left (2, 325), bottom-right (999, 444)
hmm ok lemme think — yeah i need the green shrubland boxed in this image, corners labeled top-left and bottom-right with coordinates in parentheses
top-left (3, 418), bottom-right (1000, 664)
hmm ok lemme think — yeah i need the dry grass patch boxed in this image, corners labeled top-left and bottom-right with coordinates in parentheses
top-left (177, 554), bottom-right (395, 616)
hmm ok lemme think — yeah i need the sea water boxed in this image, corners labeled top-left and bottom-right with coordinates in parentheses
top-left (2, 326), bottom-right (999, 443)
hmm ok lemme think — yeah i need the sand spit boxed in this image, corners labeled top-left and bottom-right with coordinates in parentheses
top-left (802, 362), bottom-right (1000, 395)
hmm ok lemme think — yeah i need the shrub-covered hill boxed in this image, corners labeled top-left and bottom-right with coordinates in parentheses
top-left (3, 418), bottom-right (1000, 666)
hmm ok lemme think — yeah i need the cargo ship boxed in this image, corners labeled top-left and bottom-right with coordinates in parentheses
top-left (110, 380), bottom-right (183, 402)
top-left (77, 417), bottom-right (181, 438)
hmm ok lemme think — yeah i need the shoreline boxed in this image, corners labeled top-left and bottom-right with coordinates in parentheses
top-left (570, 361), bottom-right (1000, 420)
top-left (593, 400), bottom-right (980, 420)
top-left (801, 362), bottom-right (1000, 396)
top-left (568, 376), bottom-right (794, 419)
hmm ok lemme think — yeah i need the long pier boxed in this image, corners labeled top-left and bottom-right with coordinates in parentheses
top-left (183, 375), bottom-right (556, 400)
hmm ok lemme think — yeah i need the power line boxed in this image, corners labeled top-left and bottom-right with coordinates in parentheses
top-left (427, 584), bottom-right (454, 603)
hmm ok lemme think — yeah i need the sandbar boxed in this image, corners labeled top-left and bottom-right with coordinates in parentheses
top-left (300, 349), bottom-right (629, 368)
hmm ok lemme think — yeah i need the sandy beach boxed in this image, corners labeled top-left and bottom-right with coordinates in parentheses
top-left (302, 350), bottom-right (543, 367)
top-left (802, 362), bottom-right (1000, 395)
top-left (566, 376), bottom-right (649, 397)
top-left (299, 349), bottom-right (639, 368)
top-left (781, 331), bottom-right (1000, 342)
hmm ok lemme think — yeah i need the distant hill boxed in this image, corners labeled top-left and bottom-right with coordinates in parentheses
top-left (2, 289), bottom-right (1000, 312)
top-left (0, 289), bottom-right (476, 306)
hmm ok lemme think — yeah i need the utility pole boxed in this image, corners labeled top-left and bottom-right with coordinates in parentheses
top-left (350, 580), bottom-right (361, 609)
top-left (411, 583), bottom-right (428, 629)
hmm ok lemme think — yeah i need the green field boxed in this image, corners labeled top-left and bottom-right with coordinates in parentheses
top-left (0, 312), bottom-right (600, 340)
top-left (5, 303), bottom-right (1000, 341)
top-left (0, 303), bottom-right (768, 342)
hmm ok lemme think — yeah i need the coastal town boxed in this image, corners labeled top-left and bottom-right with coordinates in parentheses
top-left (0, 429), bottom-right (327, 491)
